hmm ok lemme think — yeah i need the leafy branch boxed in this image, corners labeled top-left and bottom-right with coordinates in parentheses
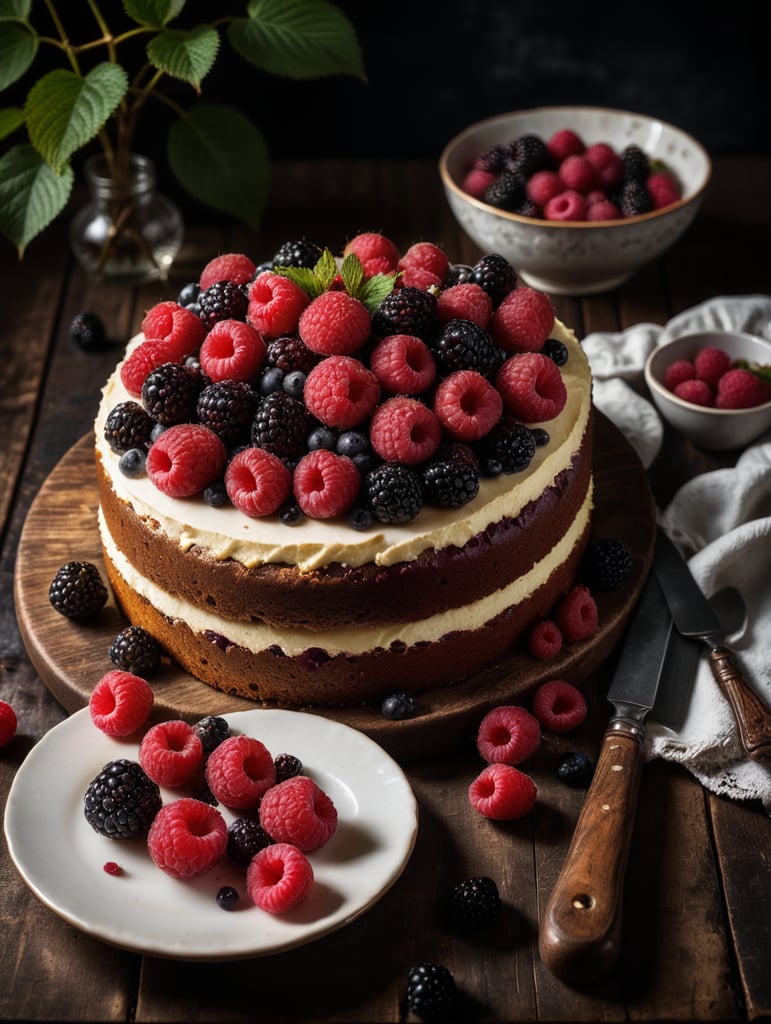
top-left (0, 0), bottom-right (365, 256)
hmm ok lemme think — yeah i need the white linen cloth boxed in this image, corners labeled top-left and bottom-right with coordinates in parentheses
top-left (582, 296), bottom-right (771, 811)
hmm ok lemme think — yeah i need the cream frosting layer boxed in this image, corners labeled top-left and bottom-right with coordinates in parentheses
top-left (95, 320), bottom-right (592, 572)
top-left (99, 483), bottom-right (592, 656)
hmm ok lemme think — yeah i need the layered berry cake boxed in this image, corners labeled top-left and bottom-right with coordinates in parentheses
top-left (94, 234), bottom-right (594, 706)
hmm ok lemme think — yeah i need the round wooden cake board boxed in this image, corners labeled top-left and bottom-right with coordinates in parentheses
top-left (15, 412), bottom-right (655, 762)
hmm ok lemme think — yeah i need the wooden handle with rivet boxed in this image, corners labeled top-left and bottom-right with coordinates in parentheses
top-left (539, 723), bottom-right (644, 985)
top-left (708, 645), bottom-right (771, 761)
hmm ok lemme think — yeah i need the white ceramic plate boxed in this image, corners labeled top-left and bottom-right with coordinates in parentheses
top-left (4, 708), bottom-right (418, 960)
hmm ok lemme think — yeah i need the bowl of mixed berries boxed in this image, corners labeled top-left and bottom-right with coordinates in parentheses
top-left (439, 106), bottom-right (711, 296)
top-left (644, 330), bottom-right (771, 449)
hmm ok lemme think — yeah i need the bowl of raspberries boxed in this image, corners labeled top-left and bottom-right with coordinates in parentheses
top-left (439, 106), bottom-right (711, 296)
top-left (644, 330), bottom-right (771, 449)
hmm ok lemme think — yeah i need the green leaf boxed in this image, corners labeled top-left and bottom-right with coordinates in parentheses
top-left (228, 0), bottom-right (365, 81)
top-left (0, 0), bottom-right (32, 19)
top-left (274, 264), bottom-right (325, 298)
top-left (147, 25), bottom-right (219, 89)
top-left (25, 63), bottom-right (128, 174)
top-left (167, 103), bottom-right (269, 232)
top-left (0, 143), bottom-right (73, 257)
top-left (122, 0), bottom-right (186, 28)
top-left (0, 20), bottom-right (37, 89)
top-left (358, 272), bottom-right (398, 312)
top-left (0, 105), bottom-right (24, 141)
top-left (340, 251), bottom-right (363, 296)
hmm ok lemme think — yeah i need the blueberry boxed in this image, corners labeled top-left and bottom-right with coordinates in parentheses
top-left (282, 369), bottom-right (307, 399)
top-left (260, 367), bottom-right (285, 395)
top-left (216, 886), bottom-right (239, 910)
top-left (531, 428), bottom-right (550, 447)
top-left (150, 422), bottom-right (166, 443)
top-left (203, 481), bottom-right (228, 508)
top-left (381, 691), bottom-right (417, 720)
top-left (543, 339), bottom-right (568, 365)
top-left (348, 506), bottom-right (374, 531)
top-left (336, 430), bottom-right (369, 458)
top-left (280, 502), bottom-right (304, 526)
top-left (177, 281), bottom-right (200, 307)
top-left (308, 425), bottom-right (338, 451)
top-left (118, 447), bottom-right (146, 477)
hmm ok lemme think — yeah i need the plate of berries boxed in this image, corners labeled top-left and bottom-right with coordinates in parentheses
top-left (4, 707), bottom-right (418, 960)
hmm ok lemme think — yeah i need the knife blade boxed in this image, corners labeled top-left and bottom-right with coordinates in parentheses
top-left (652, 531), bottom-right (771, 761)
top-left (539, 572), bottom-right (675, 985)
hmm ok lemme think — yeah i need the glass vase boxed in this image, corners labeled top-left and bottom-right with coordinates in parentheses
top-left (69, 154), bottom-right (183, 285)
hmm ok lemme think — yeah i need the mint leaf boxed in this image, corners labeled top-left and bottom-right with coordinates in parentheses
top-left (123, 0), bottom-right (186, 28)
top-left (340, 251), bottom-right (364, 296)
top-left (147, 25), bottom-right (220, 90)
top-left (228, 0), bottom-right (365, 80)
top-left (314, 247), bottom-right (338, 290)
top-left (25, 64), bottom-right (128, 174)
top-left (358, 272), bottom-right (398, 312)
top-left (0, 105), bottom-right (24, 141)
top-left (0, 143), bottom-right (73, 257)
top-left (0, 20), bottom-right (37, 90)
top-left (167, 102), bottom-right (269, 232)
top-left (273, 264), bottom-right (325, 298)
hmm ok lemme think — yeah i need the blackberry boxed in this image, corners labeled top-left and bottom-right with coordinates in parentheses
top-left (109, 625), bottom-right (162, 675)
top-left (216, 886), bottom-right (240, 910)
top-left (557, 752), bottom-right (595, 788)
top-left (272, 238), bottom-right (323, 269)
top-left (622, 143), bottom-right (650, 182)
top-left (514, 198), bottom-right (540, 218)
top-left (195, 715), bottom-right (231, 753)
top-left (432, 318), bottom-right (502, 378)
top-left (177, 281), bottom-right (200, 308)
top-left (197, 379), bottom-right (256, 444)
top-left (475, 144), bottom-right (506, 174)
top-left (381, 691), bottom-right (417, 720)
top-left (251, 391), bottom-right (310, 460)
top-left (482, 169), bottom-right (526, 211)
top-left (406, 962), bottom-right (457, 1022)
top-left (103, 400), bottom-right (154, 453)
top-left (141, 361), bottom-right (201, 426)
top-left (266, 334), bottom-right (319, 375)
top-left (507, 133), bottom-right (550, 176)
top-left (83, 759), bottom-right (162, 839)
top-left (118, 447), bottom-right (146, 478)
top-left (472, 253), bottom-right (517, 305)
top-left (198, 279), bottom-right (248, 331)
top-left (274, 752), bottom-right (303, 782)
top-left (49, 561), bottom-right (108, 620)
top-left (477, 422), bottom-right (536, 475)
top-left (422, 451), bottom-right (479, 508)
top-left (191, 783), bottom-right (218, 806)
top-left (620, 179), bottom-right (652, 217)
top-left (582, 536), bottom-right (632, 591)
top-left (227, 817), bottom-right (274, 866)
top-left (366, 463), bottom-right (423, 524)
top-left (445, 875), bottom-right (502, 927)
top-left (372, 286), bottom-right (438, 341)
top-left (542, 338), bottom-right (568, 365)
top-left (68, 310), bottom-right (107, 351)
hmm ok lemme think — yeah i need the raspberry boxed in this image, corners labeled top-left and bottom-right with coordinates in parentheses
top-left (716, 367), bottom-right (768, 409)
top-left (146, 424), bottom-right (226, 498)
top-left (196, 319), bottom-right (266, 383)
top-left (491, 287), bottom-right (555, 353)
top-left (546, 128), bottom-right (585, 163)
top-left (406, 962), bottom-right (457, 1021)
top-left (199, 252), bottom-right (256, 290)
top-left (247, 272), bottom-right (310, 337)
top-left (663, 358), bottom-right (697, 391)
top-left (109, 624), bottom-right (162, 675)
top-left (586, 199), bottom-right (622, 221)
top-left (292, 449), bottom-right (360, 519)
top-left (444, 876), bottom-right (502, 927)
top-left (461, 167), bottom-right (497, 198)
top-left (103, 400), bottom-right (155, 454)
top-left (476, 705), bottom-right (541, 765)
top-left (343, 231), bottom-right (400, 274)
top-left (436, 283), bottom-right (493, 331)
top-left (398, 265), bottom-right (443, 291)
top-left (366, 462), bottom-right (423, 524)
top-left (555, 585), bottom-right (598, 642)
top-left (227, 817), bottom-right (274, 865)
top-left (141, 301), bottom-right (205, 360)
top-left (225, 447), bottom-right (293, 517)
top-left (251, 391), bottom-right (310, 459)
top-left (472, 253), bottom-right (518, 306)
top-left (304, 355), bottom-right (380, 430)
top-left (422, 447), bottom-right (479, 508)
top-left (544, 190), bottom-right (588, 221)
top-left (557, 751), bottom-right (595, 787)
top-left (369, 396), bottom-right (442, 464)
top-left (674, 378), bottom-right (714, 406)
top-left (646, 170), bottom-right (681, 209)
top-left (139, 719), bottom-right (203, 788)
top-left (89, 670), bottom-right (154, 737)
top-left (246, 843), bottom-right (314, 913)
top-left (141, 361), bottom-right (201, 425)
top-left (694, 346), bottom-right (732, 388)
top-left (120, 339), bottom-right (182, 397)
top-left (468, 762), bottom-right (537, 820)
top-left (196, 379), bottom-right (256, 444)
top-left (259, 774), bottom-right (338, 852)
top-left (84, 759), bottom-right (162, 839)
top-left (582, 537), bottom-right (632, 591)
top-left (68, 310), bottom-right (106, 351)
top-left (433, 317), bottom-right (502, 378)
top-left (583, 143), bottom-right (624, 188)
top-left (496, 352), bottom-right (567, 422)
top-left (527, 619), bottom-right (563, 659)
top-left (532, 679), bottom-right (587, 732)
top-left (372, 286), bottom-right (438, 340)
top-left (298, 290), bottom-right (372, 356)
top-left (147, 798), bottom-right (227, 878)
top-left (477, 420), bottom-right (536, 475)
top-left (558, 155), bottom-right (597, 193)
top-left (433, 370), bottom-right (502, 441)
top-left (397, 241), bottom-right (449, 283)
top-left (0, 700), bottom-right (18, 747)
top-left (205, 734), bottom-right (277, 809)
top-left (526, 169), bottom-right (563, 208)
top-left (369, 334), bottom-right (437, 394)
top-left (48, 560), bottom-right (108, 620)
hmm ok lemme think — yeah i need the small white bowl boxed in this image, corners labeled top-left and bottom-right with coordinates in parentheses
top-left (644, 331), bottom-right (771, 450)
top-left (439, 106), bottom-right (711, 296)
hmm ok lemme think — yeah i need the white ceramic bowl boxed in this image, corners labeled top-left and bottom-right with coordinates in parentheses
top-left (644, 331), bottom-right (771, 450)
top-left (439, 106), bottom-right (711, 296)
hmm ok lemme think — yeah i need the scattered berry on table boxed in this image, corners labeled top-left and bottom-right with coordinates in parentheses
top-left (205, 734), bottom-right (277, 810)
top-left (0, 700), bottom-right (18, 746)
top-left (555, 584), bottom-right (598, 642)
top-left (444, 876), bottom-right (502, 927)
top-left (147, 798), bottom-right (227, 878)
top-left (89, 669), bottom-right (154, 737)
top-left (83, 759), bottom-right (162, 839)
top-left (468, 762), bottom-right (537, 820)
top-left (68, 311), bottom-right (107, 351)
top-left (109, 624), bottom-right (162, 675)
top-left (527, 619), bottom-right (563, 659)
top-left (532, 680), bottom-right (588, 732)
top-left (274, 752), bottom-right (303, 782)
top-left (195, 715), bottom-right (230, 754)
top-left (146, 423), bottom-right (227, 499)
top-left (216, 885), bottom-right (240, 910)
top-left (476, 705), bottom-right (541, 765)
top-left (557, 751), bottom-right (595, 788)
top-left (49, 560), bottom-right (108, 620)
top-left (139, 719), bottom-right (203, 788)
top-left (405, 962), bottom-right (457, 1022)
top-left (246, 842), bottom-right (314, 913)
top-left (259, 775), bottom-right (338, 852)
top-left (582, 537), bottom-right (632, 591)
top-left (226, 816), bottom-right (274, 866)
top-left (381, 691), bottom-right (417, 720)
top-left (103, 861), bottom-right (122, 875)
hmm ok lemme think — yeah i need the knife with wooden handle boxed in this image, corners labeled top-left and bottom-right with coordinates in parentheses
top-left (539, 573), bottom-right (674, 984)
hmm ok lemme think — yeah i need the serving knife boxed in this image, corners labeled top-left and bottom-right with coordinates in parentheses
top-left (539, 571), bottom-right (677, 985)
top-left (652, 531), bottom-right (771, 762)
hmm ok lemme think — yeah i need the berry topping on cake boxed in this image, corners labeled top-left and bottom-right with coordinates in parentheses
top-left (104, 400), bottom-right (155, 453)
top-left (0, 700), bottom-right (17, 747)
top-left (225, 447), bottom-right (293, 517)
top-left (88, 670), bottom-right (154, 737)
top-left (468, 762), bottom-right (537, 820)
top-left (273, 238), bottom-right (323, 269)
top-left (369, 396), bottom-right (442, 464)
top-left (141, 361), bottom-right (202, 425)
top-left (246, 842), bottom-right (315, 913)
top-left (83, 759), bottom-right (162, 839)
top-left (343, 231), bottom-right (400, 274)
top-left (198, 280), bottom-right (248, 332)
top-left (436, 282), bottom-right (493, 329)
top-left (434, 370), bottom-right (503, 442)
top-left (366, 462), bottom-right (423, 523)
top-left (259, 774), bottom-right (338, 852)
top-left (372, 285), bottom-right (438, 339)
top-left (109, 624), bottom-right (162, 675)
top-left (369, 333), bottom-right (437, 394)
top-left (247, 271), bottom-right (310, 337)
top-left (496, 352), bottom-right (567, 422)
top-left (491, 287), bottom-right (555, 353)
top-left (476, 705), bottom-right (541, 765)
top-left (49, 560), bottom-right (108, 620)
top-left (444, 876), bottom-right (502, 927)
top-left (250, 390), bottom-right (310, 458)
top-left (532, 679), bottom-right (588, 732)
top-left (141, 301), bottom-right (206, 359)
top-left (406, 962), bottom-right (457, 1021)
top-left (432, 317), bottom-right (503, 377)
top-left (304, 355), bottom-right (380, 429)
top-left (198, 252), bottom-right (256, 290)
top-left (196, 379), bottom-right (257, 444)
top-left (292, 449), bottom-right (360, 519)
top-left (298, 290), bottom-right (372, 356)
top-left (199, 319), bottom-right (267, 383)
top-left (147, 798), bottom-right (227, 878)
top-left (477, 420), bottom-right (536, 475)
top-left (146, 423), bottom-right (227, 498)
top-left (555, 585), bottom-right (598, 642)
top-left (421, 446), bottom-right (479, 508)
top-left (139, 719), bottom-right (203, 788)
top-left (205, 734), bottom-right (277, 809)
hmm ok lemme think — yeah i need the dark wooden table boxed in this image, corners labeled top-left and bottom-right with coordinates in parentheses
top-left (2, 158), bottom-right (770, 1023)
